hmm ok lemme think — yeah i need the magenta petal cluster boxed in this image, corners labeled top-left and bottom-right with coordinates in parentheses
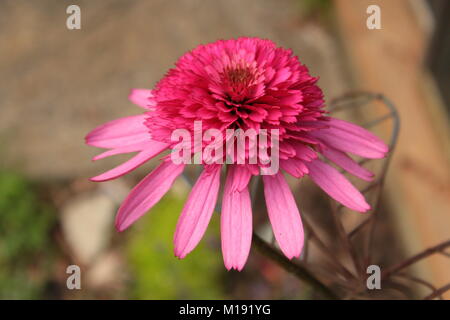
top-left (85, 37), bottom-right (388, 270)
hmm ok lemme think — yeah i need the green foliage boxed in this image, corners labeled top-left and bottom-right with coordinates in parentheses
top-left (126, 192), bottom-right (225, 299)
top-left (299, 0), bottom-right (332, 18)
top-left (0, 171), bottom-right (56, 299)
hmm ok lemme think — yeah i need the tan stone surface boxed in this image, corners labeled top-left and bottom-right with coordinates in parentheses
top-left (0, 0), bottom-right (348, 180)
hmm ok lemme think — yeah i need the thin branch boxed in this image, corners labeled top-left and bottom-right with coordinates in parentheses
top-left (396, 273), bottom-right (442, 300)
top-left (363, 93), bottom-right (399, 268)
top-left (382, 239), bottom-right (450, 279)
top-left (362, 112), bottom-right (395, 129)
top-left (301, 215), bottom-right (356, 280)
top-left (423, 283), bottom-right (450, 300)
top-left (331, 204), bottom-right (364, 277)
top-left (348, 216), bottom-right (372, 239)
top-left (252, 232), bottom-right (339, 299)
top-left (302, 230), bottom-right (311, 262)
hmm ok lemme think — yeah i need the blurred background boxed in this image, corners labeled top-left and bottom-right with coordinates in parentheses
top-left (0, 0), bottom-right (448, 299)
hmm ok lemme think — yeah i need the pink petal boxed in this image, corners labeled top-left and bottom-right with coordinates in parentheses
top-left (221, 165), bottom-right (253, 271)
top-left (174, 165), bottom-right (222, 258)
top-left (311, 118), bottom-right (388, 159)
top-left (263, 172), bottom-right (304, 259)
top-left (128, 89), bottom-right (156, 110)
top-left (90, 143), bottom-right (168, 182)
top-left (328, 118), bottom-right (388, 147)
top-left (292, 143), bottom-right (317, 161)
top-left (85, 114), bottom-right (150, 149)
top-left (92, 140), bottom-right (168, 161)
top-left (115, 161), bottom-right (185, 231)
top-left (280, 158), bottom-right (309, 178)
top-left (306, 159), bottom-right (370, 212)
top-left (321, 146), bottom-right (374, 181)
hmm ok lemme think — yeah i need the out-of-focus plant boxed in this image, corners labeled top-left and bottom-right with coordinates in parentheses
top-left (126, 192), bottom-right (225, 299)
top-left (250, 92), bottom-right (450, 299)
top-left (0, 171), bottom-right (56, 299)
top-left (298, 0), bottom-right (332, 20)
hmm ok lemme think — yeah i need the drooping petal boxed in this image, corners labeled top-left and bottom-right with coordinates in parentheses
top-left (90, 143), bottom-right (168, 182)
top-left (280, 158), bottom-right (309, 178)
top-left (128, 89), bottom-right (156, 110)
top-left (328, 117), bottom-right (388, 148)
top-left (85, 114), bottom-right (149, 149)
top-left (321, 146), bottom-right (374, 181)
top-left (311, 118), bottom-right (388, 159)
top-left (262, 172), bottom-right (304, 259)
top-left (306, 159), bottom-right (370, 212)
top-left (115, 161), bottom-right (185, 231)
top-left (92, 140), bottom-right (168, 161)
top-left (174, 164), bottom-right (222, 259)
top-left (292, 142), bottom-right (317, 161)
top-left (221, 165), bottom-right (253, 271)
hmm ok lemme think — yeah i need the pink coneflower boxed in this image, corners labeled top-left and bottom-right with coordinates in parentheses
top-left (86, 37), bottom-right (388, 270)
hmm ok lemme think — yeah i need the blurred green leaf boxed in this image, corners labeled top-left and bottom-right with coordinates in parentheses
top-left (126, 191), bottom-right (225, 299)
top-left (0, 171), bottom-right (56, 299)
top-left (298, 0), bottom-right (332, 19)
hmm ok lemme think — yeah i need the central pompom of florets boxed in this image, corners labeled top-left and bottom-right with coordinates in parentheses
top-left (221, 63), bottom-right (260, 103)
top-left (145, 37), bottom-right (326, 164)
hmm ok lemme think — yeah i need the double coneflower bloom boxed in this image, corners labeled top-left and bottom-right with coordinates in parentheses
top-left (86, 38), bottom-right (388, 270)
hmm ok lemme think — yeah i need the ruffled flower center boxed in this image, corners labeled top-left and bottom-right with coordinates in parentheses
top-left (146, 37), bottom-right (326, 164)
top-left (222, 64), bottom-right (258, 103)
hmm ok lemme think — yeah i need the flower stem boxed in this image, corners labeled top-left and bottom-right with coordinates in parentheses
top-left (252, 233), bottom-right (339, 299)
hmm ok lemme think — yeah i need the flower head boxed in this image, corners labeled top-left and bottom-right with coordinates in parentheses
top-left (86, 37), bottom-right (388, 270)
